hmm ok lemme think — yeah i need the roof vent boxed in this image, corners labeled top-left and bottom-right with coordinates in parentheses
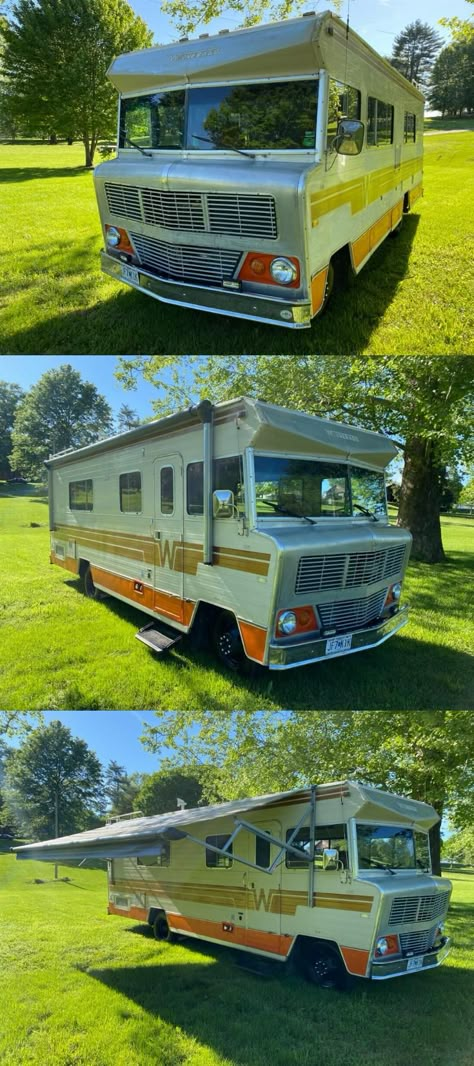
top-left (218, 29), bottom-right (230, 34)
top-left (303, 10), bottom-right (316, 15)
top-left (199, 33), bottom-right (209, 38)
top-left (179, 36), bottom-right (188, 42)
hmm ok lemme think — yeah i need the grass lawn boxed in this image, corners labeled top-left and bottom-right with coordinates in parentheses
top-left (0, 844), bottom-right (472, 1066)
top-left (1, 134), bottom-right (473, 356)
top-left (0, 487), bottom-right (472, 712)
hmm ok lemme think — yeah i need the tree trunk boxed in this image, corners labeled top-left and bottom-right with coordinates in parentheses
top-left (397, 437), bottom-right (445, 562)
top-left (83, 135), bottom-right (94, 168)
top-left (49, 132), bottom-right (57, 145)
top-left (429, 821), bottom-right (442, 877)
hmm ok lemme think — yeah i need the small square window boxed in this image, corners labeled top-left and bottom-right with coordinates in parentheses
top-left (69, 479), bottom-right (93, 511)
top-left (205, 834), bottom-right (233, 867)
top-left (120, 471), bottom-right (142, 513)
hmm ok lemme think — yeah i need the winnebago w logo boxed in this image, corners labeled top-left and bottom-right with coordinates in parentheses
top-left (155, 539), bottom-right (203, 576)
top-left (249, 887), bottom-right (280, 914)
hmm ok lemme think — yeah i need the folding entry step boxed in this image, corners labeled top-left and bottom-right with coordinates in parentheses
top-left (135, 622), bottom-right (182, 655)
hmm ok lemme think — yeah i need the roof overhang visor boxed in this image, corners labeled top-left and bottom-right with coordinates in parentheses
top-left (249, 402), bottom-right (398, 470)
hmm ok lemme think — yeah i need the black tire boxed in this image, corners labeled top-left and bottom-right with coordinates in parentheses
top-left (213, 611), bottom-right (253, 674)
top-left (303, 946), bottom-right (348, 991)
top-left (153, 914), bottom-right (177, 943)
top-left (82, 563), bottom-right (100, 599)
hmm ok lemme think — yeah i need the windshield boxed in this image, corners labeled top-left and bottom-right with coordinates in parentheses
top-left (254, 457), bottom-right (387, 518)
top-left (356, 825), bottom-right (431, 871)
top-left (119, 81), bottom-right (318, 152)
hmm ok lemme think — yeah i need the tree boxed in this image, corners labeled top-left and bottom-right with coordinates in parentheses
top-left (10, 363), bottom-right (113, 479)
top-left (135, 768), bottom-right (205, 816)
top-left (4, 719), bottom-right (104, 839)
top-left (439, 1), bottom-right (474, 45)
top-left (0, 711), bottom-right (43, 738)
top-left (141, 710), bottom-right (474, 875)
top-left (458, 473), bottom-right (474, 506)
top-left (1, 0), bottom-right (153, 166)
top-left (115, 355), bottom-right (474, 562)
top-left (162, 0), bottom-right (312, 38)
top-left (104, 760), bottom-right (143, 815)
top-left (117, 403), bottom-right (140, 433)
top-left (0, 381), bottom-right (24, 479)
top-left (443, 826), bottom-right (474, 864)
top-left (391, 21), bottom-right (442, 89)
top-left (429, 40), bottom-right (474, 116)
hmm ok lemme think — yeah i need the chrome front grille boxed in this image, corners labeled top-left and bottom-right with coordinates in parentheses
top-left (130, 232), bottom-right (241, 285)
top-left (104, 183), bottom-right (277, 238)
top-left (399, 929), bottom-right (434, 955)
top-left (388, 893), bottom-right (450, 926)
top-left (295, 545), bottom-right (406, 595)
top-left (318, 590), bottom-right (386, 633)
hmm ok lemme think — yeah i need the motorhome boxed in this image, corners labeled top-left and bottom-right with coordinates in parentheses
top-left (46, 397), bottom-right (412, 672)
top-left (47, 397), bottom-right (411, 670)
top-left (94, 10), bottom-right (424, 329)
top-left (14, 782), bottom-right (452, 988)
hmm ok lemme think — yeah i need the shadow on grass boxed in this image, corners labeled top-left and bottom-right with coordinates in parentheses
top-left (0, 165), bottom-right (87, 182)
top-left (83, 948), bottom-right (474, 1066)
top-left (63, 570), bottom-right (473, 711)
top-left (1, 215), bottom-right (420, 356)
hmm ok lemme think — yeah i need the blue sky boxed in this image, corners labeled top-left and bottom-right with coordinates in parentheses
top-left (131, 0), bottom-right (465, 56)
top-left (9, 712), bottom-right (167, 775)
top-left (0, 356), bottom-right (173, 422)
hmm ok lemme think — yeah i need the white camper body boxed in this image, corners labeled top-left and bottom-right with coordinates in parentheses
top-left (14, 783), bottom-right (452, 987)
top-left (46, 398), bottom-right (411, 672)
top-left (94, 11), bottom-right (424, 329)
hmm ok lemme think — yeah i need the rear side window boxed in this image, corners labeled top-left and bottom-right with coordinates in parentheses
top-left (404, 112), bottom-right (416, 142)
top-left (160, 466), bottom-right (174, 514)
top-left (69, 479), bottom-right (93, 511)
top-left (367, 98), bottom-right (394, 146)
top-left (186, 455), bottom-right (243, 515)
top-left (120, 471), bottom-right (142, 513)
top-left (187, 461), bottom-right (203, 515)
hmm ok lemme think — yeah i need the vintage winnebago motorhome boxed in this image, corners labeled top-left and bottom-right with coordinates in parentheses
top-left (46, 398), bottom-right (412, 672)
top-left (93, 10), bottom-right (424, 329)
top-left (14, 783), bottom-right (452, 988)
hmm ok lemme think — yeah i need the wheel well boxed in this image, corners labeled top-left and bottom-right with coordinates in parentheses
top-left (188, 601), bottom-right (230, 650)
top-left (292, 936), bottom-right (346, 973)
top-left (147, 906), bottom-right (166, 927)
top-left (78, 559), bottom-right (90, 579)
top-left (403, 191), bottom-right (410, 213)
top-left (332, 243), bottom-right (356, 281)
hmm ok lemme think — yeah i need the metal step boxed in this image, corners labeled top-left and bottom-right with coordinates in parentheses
top-left (135, 622), bottom-right (182, 655)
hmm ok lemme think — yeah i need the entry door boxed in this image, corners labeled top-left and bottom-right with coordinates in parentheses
top-left (153, 454), bottom-right (184, 622)
top-left (243, 820), bottom-right (282, 952)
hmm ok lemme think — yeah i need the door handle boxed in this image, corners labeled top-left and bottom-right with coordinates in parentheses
top-left (154, 531), bottom-right (161, 540)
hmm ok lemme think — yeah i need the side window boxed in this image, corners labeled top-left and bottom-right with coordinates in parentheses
top-left (404, 112), bottom-right (416, 143)
top-left (327, 79), bottom-right (361, 147)
top-left (119, 471), bottom-right (142, 513)
top-left (286, 824), bottom-right (348, 868)
top-left (205, 834), bottom-right (233, 868)
top-left (286, 826), bottom-right (311, 868)
top-left (160, 466), bottom-right (174, 515)
top-left (187, 461), bottom-right (203, 515)
top-left (367, 97), bottom-right (393, 146)
top-left (137, 843), bottom-right (170, 867)
top-left (69, 479), bottom-right (93, 511)
top-left (214, 455), bottom-right (244, 513)
top-left (256, 831), bottom-right (271, 869)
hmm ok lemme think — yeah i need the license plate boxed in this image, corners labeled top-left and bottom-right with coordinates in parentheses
top-left (121, 264), bottom-right (139, 285)
top-left (325, 634), bottom-right (352, 655)
top-left (407, 957), bottom-right (423, 972)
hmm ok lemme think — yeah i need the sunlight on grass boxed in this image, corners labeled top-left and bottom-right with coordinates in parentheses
top-left (0, 847), bottom-right (472, 1066)
top-left (0, 489), bottom-right (472, 711)
top-left (1, 135), bottom-right (473, 355)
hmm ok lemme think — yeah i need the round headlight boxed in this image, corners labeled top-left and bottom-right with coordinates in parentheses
top-left (391, 582), bottom-right (402, 601)
top-left (106, 226), bottom-right (121, 247)
top-left (277, 610), bottom-right (297, 635)
top-left (270, 257), bottom-right (297, 285)
top-left (376, 937), bottom-right (389, 956)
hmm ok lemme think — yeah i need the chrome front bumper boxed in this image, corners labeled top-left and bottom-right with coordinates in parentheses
top-left (370, 937), bottom-right (451, 980)
top-left (100, 251), bottom-right (312, 328)
top-left (267, 605), bottom-right (409, 670)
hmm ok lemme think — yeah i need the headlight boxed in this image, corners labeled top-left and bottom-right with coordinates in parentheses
top-left (270, 257), bottom-right (298, 285)
top-left (106, 226), bottom-right (121, 247)
top-left (376, 937), bottom-right (389, 956)
top-left (391, 582), bottom-right (402, 601)
top-left (277, 610), bottom-right (297, 635)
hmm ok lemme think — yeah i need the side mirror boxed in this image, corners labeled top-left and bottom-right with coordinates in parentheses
top-left (322, 847), bottom-right (339, 870)
top-left (334, 119), bottom-right (364, 156)
top-left (213, 489), bottom-right (234, 518)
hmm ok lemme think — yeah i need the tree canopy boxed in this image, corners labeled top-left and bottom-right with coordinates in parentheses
top-left (141, 710), bottom-right (474, 874)
top-left (5, 720), bottom-right (104, 839)
top-left (115, 355), bottom-right (474, 562)
top-left (162, 0), bottom-right (308, 38)
top-left (10, 363), bottom-right (113, 478)
top-left (391, 20), bottom-right (442, 88)
top-left (1, 0), bottom-right (153, 165)
top-left (429, 39), bottom-right (474, 115)
top-left (0, 380), bottom-right (24, 479)
top-left (135, 767), bottom-right (205, 816)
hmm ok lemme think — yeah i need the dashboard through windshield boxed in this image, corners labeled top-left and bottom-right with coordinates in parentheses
top-left (254, 456), bottom-right (387, 518)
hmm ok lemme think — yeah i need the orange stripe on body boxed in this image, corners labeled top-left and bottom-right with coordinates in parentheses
top-left (351, 200), bottom-right (403, 270)
top-left (108, 902), bottom-right (148, 921)
top-left (51, 550), bottom-right (79, 575)
top-left (89, 564), bottom-right (195, 626)
top-left (238, 620), bottom-right (267, 663)
top-left (340, 945), bottom-right (370, 977)
top-left (169, 912), bottom-right (293, 957)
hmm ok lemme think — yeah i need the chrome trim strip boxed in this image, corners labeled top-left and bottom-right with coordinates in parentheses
top-left (370, 937), bottom-right (451, 980)
top-left (100, 251), bottom-right (312, 328)
top-left (267, 605), bottom-right (409, 669)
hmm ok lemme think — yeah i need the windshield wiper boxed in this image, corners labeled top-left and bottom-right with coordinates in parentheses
top-left (264, 502), bottom-right (316, 525)
top-left (363, 858), bottom-right (396, 874)
top-left (353, 503), bottom-right (379, 522)
top-left (123, 135), bottom-right (152, 158)
top-left (191, 133), bottom-right (255, 159)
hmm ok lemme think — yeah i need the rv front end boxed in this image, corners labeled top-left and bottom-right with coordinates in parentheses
top-left (268, 603), bottom-right (409, 669)
top-left (368, 881), bottom-right (452, 980)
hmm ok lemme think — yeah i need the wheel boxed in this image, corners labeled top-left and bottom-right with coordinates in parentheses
top-left (152, 914), bottom-right (177, 943)
top-left (82, 563), bottom-right (100, 599)
top-left (213, 611), bottom-right (250, 673)
top-left (304, 947), bottom-right (347, 990)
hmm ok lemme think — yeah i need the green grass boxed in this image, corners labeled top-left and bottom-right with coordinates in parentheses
top-left (424, 116), bottom-right (474, 132)
top-left (0, 845), bottom-right (472, 1066)
top-left (0, 487), bottom-right (472, 711)
top-left (1, 134), bottom-right (473, 355)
